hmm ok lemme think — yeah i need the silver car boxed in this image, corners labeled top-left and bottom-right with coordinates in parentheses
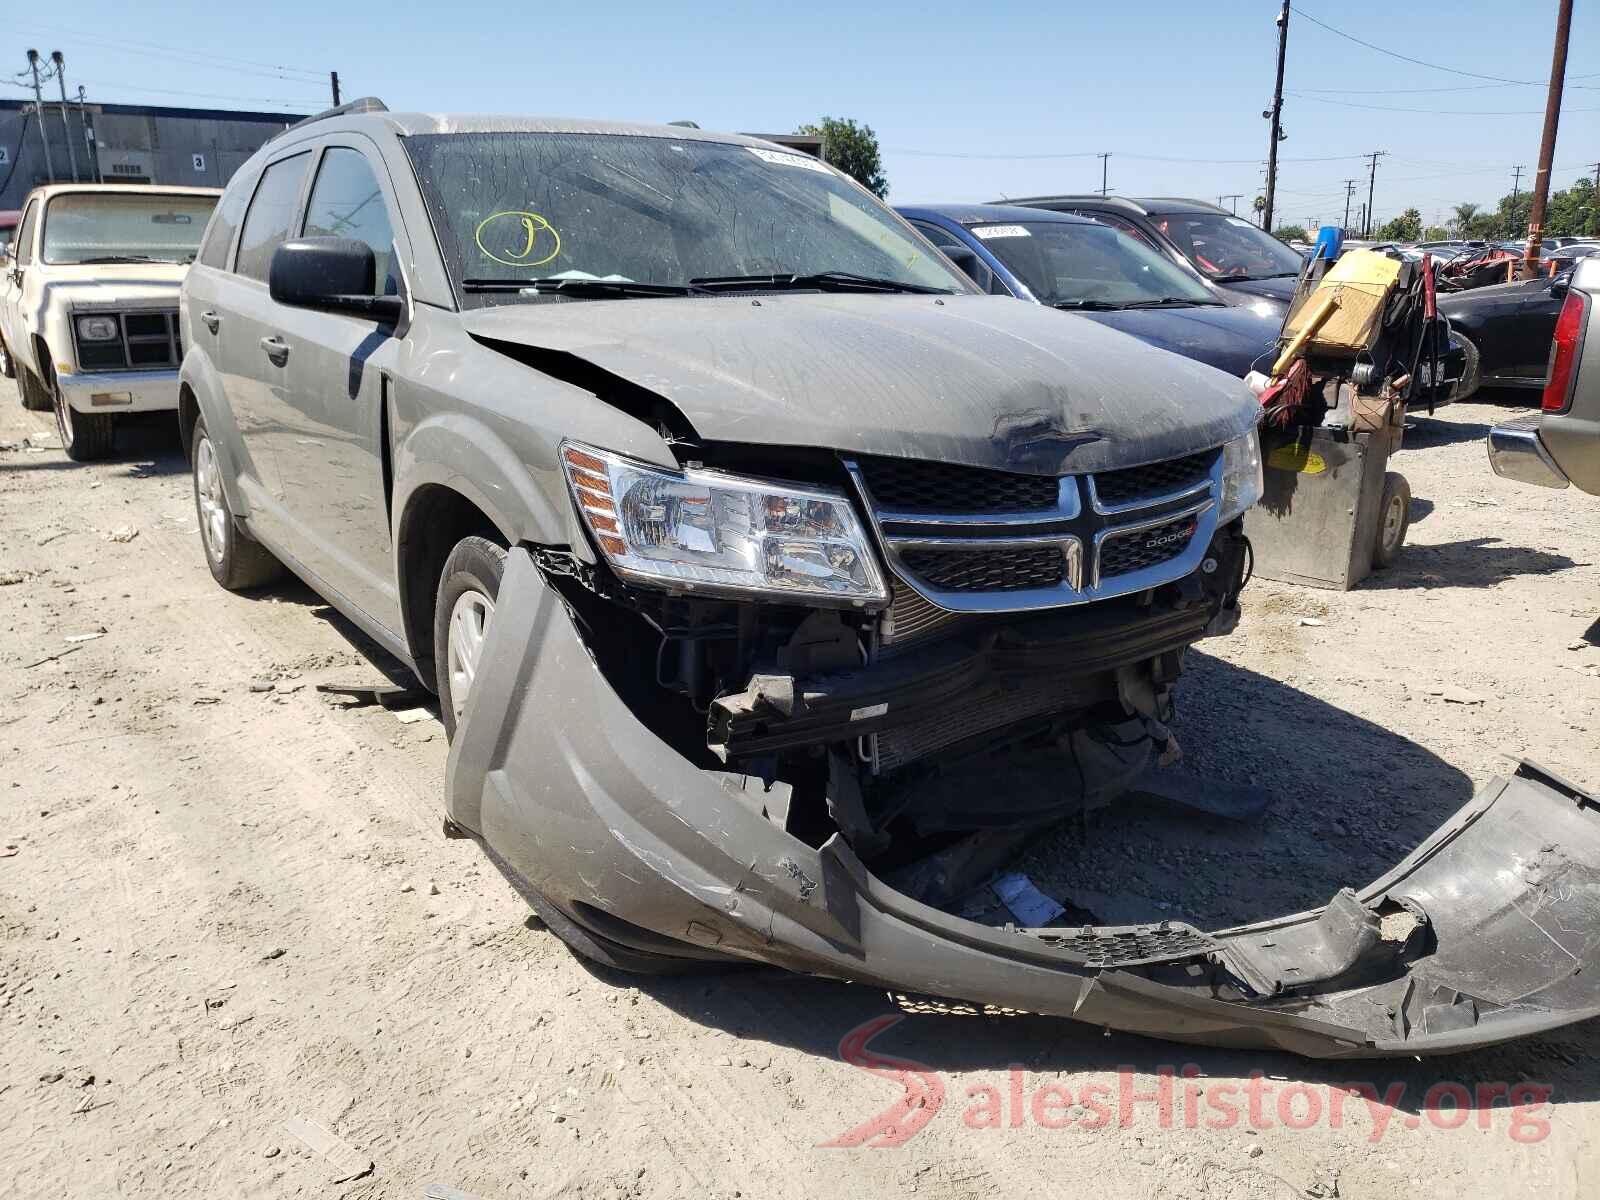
top-left (178, 100), bottom-right (1600, 1059)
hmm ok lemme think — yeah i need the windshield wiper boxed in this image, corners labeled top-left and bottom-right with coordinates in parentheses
top-left (74, 255), bottom-right (160, 265)
top-left (689, 271), bottom-right (952, 295)
top-left (1052, 299), bottom-right (1127, 311)
top-left (1221, 271), bottom-right (1298, 282)
top-left (1118, 297), bottom-right (1227, 308)
top-left (461, 278), bottom-right (707, 298)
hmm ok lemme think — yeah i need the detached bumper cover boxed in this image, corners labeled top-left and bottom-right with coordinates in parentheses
top-left (449, 548), bottom-right (1600, 1059)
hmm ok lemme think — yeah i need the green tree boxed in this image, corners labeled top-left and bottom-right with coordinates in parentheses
top-left (1545, 177), bottom-right (1600, 238)
top-left (1272, 224), bottom-right (1309, 242)
top-left (1451, 203), bottom-right (1480, 238)
top-left (1374, 207), bottom-right (1422, 242)
top-left (1422, 225), bottom-right (1449, 241)
top-left (797, 117), bottom-right (888, 198)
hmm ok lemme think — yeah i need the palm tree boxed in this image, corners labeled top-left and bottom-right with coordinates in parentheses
top-left (1451, 203), bottom-right (1480, 238)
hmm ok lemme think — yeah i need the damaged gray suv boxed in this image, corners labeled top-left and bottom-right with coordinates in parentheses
top-left (180, 101), bottom-right (1600, 1059)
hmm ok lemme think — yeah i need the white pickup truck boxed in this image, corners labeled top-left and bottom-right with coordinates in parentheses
top-left (0, 183), bottom-right (219, 460)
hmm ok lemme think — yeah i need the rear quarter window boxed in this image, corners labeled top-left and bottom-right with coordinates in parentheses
top-left (198, 174), bottom-right (252, 270)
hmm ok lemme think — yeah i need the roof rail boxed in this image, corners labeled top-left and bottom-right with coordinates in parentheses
top-left (272, 96), bottom-right (389, 140)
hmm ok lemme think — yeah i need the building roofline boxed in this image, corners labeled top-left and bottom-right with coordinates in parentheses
top-left (0, 97), bottom-right (306, 125)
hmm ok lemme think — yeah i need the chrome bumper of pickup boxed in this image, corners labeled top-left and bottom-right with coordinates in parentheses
top-left (1487, 420), bottom-right (1569, 489)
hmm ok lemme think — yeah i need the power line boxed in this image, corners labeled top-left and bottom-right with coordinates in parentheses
top-left (888, 148), bottom-right (1371, 164)
top-left (0, 22), bottom-right (327, 80)
top-left (69, 78), bottom-right (322, 108)
top-left (1287, 91), bottom-right (1599, 117)
top-left (1291, 3), bottom-right (1550, 85)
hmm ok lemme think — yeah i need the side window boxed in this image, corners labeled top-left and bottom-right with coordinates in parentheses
top-left (14, 201), bottom-right (38, 265)
top-left (1090, 212), bottom-right (1160, 252)
top-left (911, 220), bottom-right (963, 251)
top-left (301, 148), bottom-right (398, 296)
top-left (198, 176), bottom-right (252, 270)
top-left (235, 152), bottom-right (311, 282)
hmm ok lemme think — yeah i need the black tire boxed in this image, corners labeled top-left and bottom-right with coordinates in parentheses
top-left (18, 365), bottom-right (51, 411)
top-left (50, 370), bottom-right (115, 461)
top-left (0, 331), bottom-right (15, 380)
top-left (190, 415), bottom-right (283, 590)
top-left (433, 534), bottom-right (507, 743)
top-left (1373, 472), bottom-right (1412, 569)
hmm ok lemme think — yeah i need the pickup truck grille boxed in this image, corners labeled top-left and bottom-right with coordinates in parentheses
top-left (72, 309), bottom-right (181, 372)
top-left (849, 448), bottom-right (1222, 614)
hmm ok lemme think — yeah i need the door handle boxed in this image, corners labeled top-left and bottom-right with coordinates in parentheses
top-left (201, 310), bottom-right (220, 334)
top-left (259, 335), bottom-right (289, 366)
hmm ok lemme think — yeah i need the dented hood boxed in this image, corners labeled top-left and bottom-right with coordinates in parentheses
top-left (461, 293), bottom-right (1260, 475)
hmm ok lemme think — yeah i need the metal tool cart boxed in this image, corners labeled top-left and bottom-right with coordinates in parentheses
top-left (1242, 230), bottom-right (1450, 590)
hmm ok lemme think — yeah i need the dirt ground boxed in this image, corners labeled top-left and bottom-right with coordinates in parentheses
top-left (3, 394), bottom-right (1599, 1200)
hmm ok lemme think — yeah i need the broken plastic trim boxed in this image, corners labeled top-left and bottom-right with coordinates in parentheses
top-left (449, 547), bottom-right (1600, 1058)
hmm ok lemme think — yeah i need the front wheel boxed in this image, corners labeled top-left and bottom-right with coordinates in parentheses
top-left (17, 365), bottom-right (50, 411)
top-left (433, 535), bottom-right (506, 742)
top-left (52, 373), bottom-right (115, 461)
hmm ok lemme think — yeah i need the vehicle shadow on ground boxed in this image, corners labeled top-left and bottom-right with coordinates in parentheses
top-left (1357, 536), bottom-right (1580, 590)
top-left (255, 574), bottom-right (425, 695)
top-left (0, 414), bottom-right (187, 477)
top-left (1402, 414), bottom-right (1493, 449)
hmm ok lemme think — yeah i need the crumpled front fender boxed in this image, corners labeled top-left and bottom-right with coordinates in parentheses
top-left (448, 547), bottom-right (1600, 1058)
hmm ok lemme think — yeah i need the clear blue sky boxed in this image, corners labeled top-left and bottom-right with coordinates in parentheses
top-left (4, 1), bottom-right (1595, 228)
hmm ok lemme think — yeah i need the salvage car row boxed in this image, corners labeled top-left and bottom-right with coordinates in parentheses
top-left (4, 101), bottom-right (1600, 1059)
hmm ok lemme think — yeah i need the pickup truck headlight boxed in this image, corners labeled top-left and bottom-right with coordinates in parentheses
top-left (561, 441), bottom-right (889, 606)
top-left (76, 315), bottom-right (119, 342)
top-left (1217, 428), bottom-right (1264, 523)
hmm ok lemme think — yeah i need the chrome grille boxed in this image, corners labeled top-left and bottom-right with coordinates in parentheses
top-left (1091, 450), bottom-right (1216, 509)
top-left (849, 446), bottom-right (1222, 615)
top-left (1098, 514), bottom-right (1200, 581)
top-left (854, 455), bottom-right (1058, 514)
top-left (72, 309), bottom-right (181, 372)
top-left (899, 544), bottom-right (1066, 592)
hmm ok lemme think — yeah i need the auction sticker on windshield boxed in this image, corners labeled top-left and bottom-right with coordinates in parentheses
top-left (746, 146), bottom-right (833, 174)
top-left (972, 225), bottom-right (1031, 240)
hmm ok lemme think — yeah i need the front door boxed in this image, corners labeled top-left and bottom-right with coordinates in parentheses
top-left (273, 143), bottom-right (407, 631)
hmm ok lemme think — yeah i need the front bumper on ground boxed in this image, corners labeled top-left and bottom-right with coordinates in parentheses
top-left (449, 547), bottom-right (1600, 1059)
top-left (56, 367), bottom-right (179, 415)
top-left (1488, 415), bottom-right (1570, 489)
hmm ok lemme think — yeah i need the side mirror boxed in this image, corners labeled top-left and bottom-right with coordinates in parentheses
top-left (269, 237), bottom-right (402, 324)
top-left (1549, 275), bottom-right (1569, 299)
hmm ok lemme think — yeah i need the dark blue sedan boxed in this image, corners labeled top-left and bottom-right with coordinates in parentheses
top-left (896, 203), bottom-right (1281, 379)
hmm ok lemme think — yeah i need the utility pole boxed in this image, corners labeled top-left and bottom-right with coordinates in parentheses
top-left (1343, 179), bottom-right (1358, 233)
top-left (1357, 203), bottom-right (1366, 237)
top-left (50, 51), bottom-right (79, 183)
top-left (1522, 0), bottom-right (1572, 277)
top-left (1262, 0), bottom-right (1290, 233)
top-left (25, 50), bottom-right (56, 182)
top-left (1097, 152), bottom-right (1111, 197)
top-left (330, 71), bottom-right (341, 107)
top-left (1363, 151), bottom-right (1386, 237)
top-left (1508, 164), bottom-right (1524, 238)
top-left (1218, 193), bottom-right (1243, 215)
top-left (78, 86), bottom-right (102, 182)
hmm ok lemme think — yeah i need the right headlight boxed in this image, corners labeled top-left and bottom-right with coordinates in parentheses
top-left (1218, 428), bottom-right (1263, 523)
top-left (560, 441), bottom-right (889, 607)
top-left (76, 315), bottom-right (119, 342)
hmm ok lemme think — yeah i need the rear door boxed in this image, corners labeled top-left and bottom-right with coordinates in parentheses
top-left (215, 149), bottom-right (315, 525)
top-left (272, 139), bottom-right (408, 631)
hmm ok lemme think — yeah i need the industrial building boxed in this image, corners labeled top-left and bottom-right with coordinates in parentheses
top-left (0, 98), bottom-right (309, 210)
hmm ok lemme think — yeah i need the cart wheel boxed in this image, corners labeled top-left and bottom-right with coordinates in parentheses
top-left (1373, 472), bottom-right (1411, 569)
